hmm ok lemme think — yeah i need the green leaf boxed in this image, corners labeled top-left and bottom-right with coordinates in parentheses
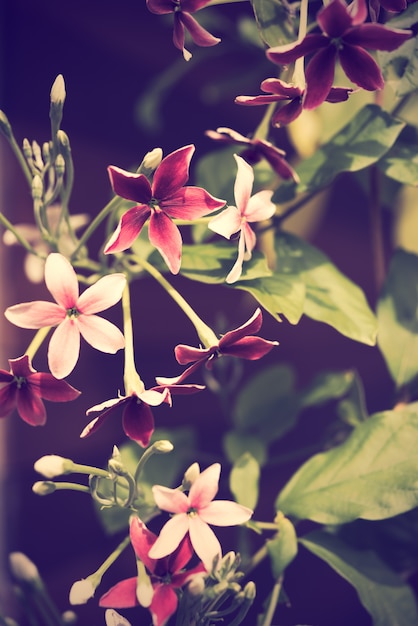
top-left (301, 529), bottom-right (418, 626)
top-left (223, 431), bottom-right (267, 466)
top-left (267, 514), bottom-right (298, 578)
top-left (278, 232), bottom-right (377, 345)
top-left (274, 105), bottom-right (405, 203)
top-left (180, 242), bottom-right (272, 284)
top-left (378, 4), bottom-right (418, 97)
top-left (195, 146), bottom-right (237, 206)
top-left (301, 371), bottom-right (356, 408)
top-left (229, 452), bottom-right (260, 510)
top-left (250, 0), bottom-right (297, 47)
top-left (232, 364), bottom-right (300, 443)
top-left (378, 127), bottom-right (418, 186)
top-left (377, 249), bottom-right (418, 388)
top-left (276, 404), bottom-right (418, 524)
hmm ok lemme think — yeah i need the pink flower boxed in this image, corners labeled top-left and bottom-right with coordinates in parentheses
top-left (99, 517), bottom-right (205, 626)
top-left (235, 78), bottom-right (353, 124)
top-left (82, 382), bottom-right (204, 447)
top-left (4, 253), bottom-right (126, 379)
top-left (266, 0), bottom-right (412, 109)
top-left (0, 355), bottom-right (80, 426)
top-left (209, 155), bottom-right (276, 283)
top-left (156, 308), bottom-right (278, 385)
top-left (146, 0), bottom-right (221, 61)
top-left (205, 127), bottom-right (298, 180)
top-left (104, 145), bottom-right (225, 274)
top-left (149, 463), bottom-right (253, 570)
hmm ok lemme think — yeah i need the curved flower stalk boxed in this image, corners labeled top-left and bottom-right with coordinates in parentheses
top-left (235, 78), bottom-right (353, 126)
top-left (205, 127), bottom-right (299, 180)
top-left (4, 253), bottom-right (126, 379)
top-left (104, 144), bottom-right (225, 274)
top-left (209, 155), bottom-right (276, 283)
top-left (82, 380), bottom-right (204, 447)
top-left (99, 517), bottom-right (206, 626)
top-left (146, 0), bottom-right (221, 61)
top-left (0, 354), bottom-right (80, 426)
top-left (266, 0), bottom-right (413, 109)
top-left (156, 308), bottom-right (278, 384)
top-left (149, 463), bottom-right (253, 570)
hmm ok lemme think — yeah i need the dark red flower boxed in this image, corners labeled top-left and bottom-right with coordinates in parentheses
top-left (0, 355), bottom-right (80, 426)
top-left (146, 0), bottom-right (221, 61)
top-left (99, 517), bottom-right (206, 626)
top-left (235, 78), bottom-right (353, 123)
top-left (266, 0), bottom-right (412, 109)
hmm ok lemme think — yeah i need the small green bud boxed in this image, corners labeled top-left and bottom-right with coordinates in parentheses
top-left (142, 148), bottom-right (162, 171)
top-left (42, 142), bottom-right (50, 163)
top-left (183, 462), bottom-right (200, 490)
top-left (9, 552), bottom-right (40, 583)
top-left (243, 581), bottom-right (256, 600)
top-left (34, 454), bottom-right (74, 478)
top-left (31, 175), bottom-right (43, 200)
top-left (32, 481), bottom-right (56, 495)
top-left (0, 111), bottom-right (12, 139)
top-left (50, 74), bottom-right (66, 106)
top-left (32, 141), bottom-right (43, 170)
top-left (152, 440), bottom-right (174, 454)
top-left (69, 578), bottom-right (95, 605)
top-left (55, 153), bottom-right (65, 177)
top-left (22, 138), bottom-right (32, 159)
top-left (187, 573), bottom-right (206, 595)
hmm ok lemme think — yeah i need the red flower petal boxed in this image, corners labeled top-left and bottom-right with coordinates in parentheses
top-left (148, 210), bottom-right (182, 274)
top-left (261, 78), bottom-right (302, 98)
top-left (167, 535), bottom-right (194, 574)
top-left (174, 344), bottom-right (213, 365)
top-left (162, 187), bottom-right (225, 219)
top-left (317, 0), bottom-right (353, 38)
top-left (28, 373), bottom-right (81, 402)
top-left (339, 43), bottom-right (384, 90)
top-left (152, 145), bottom-right (194, 201)
top-left (150, 584), bottom-right (178, 626)
top-left (0, 384), bottom-right (17, 417)
top-left (130, 517), bottom-right (158, 574)
top-left (303, 46), bottom-right (338, 110)
top-left (16, 386), bottom-right (46, 426)
top-left (344, 23), bottom-right (412, 51)
top-left (104, 205), bottom-right (151, 254)
top-left (122, 398), bottom-right (155, 447)
top-left (219, 308), bottom-right (263, 349)
top-left (272, 99), bottom-right (303, 126)
top-left (108, 166), bottom-right (152, 204)
top-left (221, 335), bottom-right (279, 360)
top-left (267, 34), bottom-right (328, 65)
top-left (9, 355), bottom-right (34, 378)
top-left (146, 0), bottom-right (174, 14)
top-left (99, 577), bottom-right (138, 608)
top-left (179, 12), bottom-right (220, 47)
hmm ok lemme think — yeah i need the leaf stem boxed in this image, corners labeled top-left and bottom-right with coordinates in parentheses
top-left (25, 327), bottom-right (51, 361)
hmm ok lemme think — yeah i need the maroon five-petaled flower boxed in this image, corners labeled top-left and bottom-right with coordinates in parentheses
top-left (156, 308), bottom-right (278, 385)
top-left (82, 382), bottom-right (204, 447)
top-left (266, 0), bottom-right (413, 109)
top-left (235, 78), bottom-right (353, 124)
top-left (104, 145), bottom-right (225, 274)
top-left (99, 517), bottom-right (206, 626)
top-left (0, 355), bottom-right (80, 426)
top-left (205, 127), bottom-right (299, 180)
top-left (146, 0), bottom-right (221, 61)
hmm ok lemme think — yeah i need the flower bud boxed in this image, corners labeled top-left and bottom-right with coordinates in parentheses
top-left (182, 462), bottom-right (200, 490)
top-left (31, 175), bottom-right (43, 201)
top-left (22, 138), bottom-right (32, 159)
top-left (142, 148), bottom-right (163, 171)
top-left (69, 578), bottom-right (95, 605)
top-left (243, 581), bottom-right (256, 600)
top-left (0, 111), bottom-right (12, 139)
top-left (57, 130), bottom-right (70, 152)
top-left (34, 454), bottom-right (73, 478)
top-left (187, 573), bottom-right (206, 595)
top-left (9, 552), bottom-right (40, 583)
top-left (50, 74), bottom-right (66, 106)
top-left (32, 481), bottom-right (56, 495)
top-left (105, 610), bottom-right (132, 626)
top-left (32, 141), bottom-right (43, 170)
top-left (55, 153), bottom-right (65, 177)
top-left (152, 440), bottom-right (174, 454)
top-left (136, 560), bottom-right (153, 608)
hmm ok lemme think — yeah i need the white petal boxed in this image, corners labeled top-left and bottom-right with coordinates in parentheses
top-left (44, 253), bottom-right (79, 309)
top-left (48, 319), bottom-right (81, 379)
top-left (208, 206), bottom-right (241, 239)
top-left (77, 274), bottom-right (126, 314)
top-left (77, 315), bottom-right (125, 353)
top-left (233, 155), bottom-right (254, 214)
top-left (189, 515), bottom-right (221, 571)
top-left (199, 500), bottom-right (253, 526)
top-left (148, 514), bottom-right (189, 559)
top-left (245, 189), bottom-right (275, 222)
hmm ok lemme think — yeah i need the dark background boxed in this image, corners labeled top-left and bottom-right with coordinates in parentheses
top-left (0, 1), bottom-right (407, 624)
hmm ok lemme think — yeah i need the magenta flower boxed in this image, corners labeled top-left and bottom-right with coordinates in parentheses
top-left (157, 308), bottom-right (278, 385)
top-left (0, 355), bottom-right (80, 426)
top-left (4, 253), bottom-right (126, 379)
top-left (235, 78), bottom-right (353, 124)
top-left (99, 517), bottom-right (205, 626)
top-left (149, 463), bottom-right (253, 570)
top-left (146, 0), bottom-right (221, 61)
top-left (209, 155), bottom-right (276, 284)
top-left (104, 145), bottom-right (225, 274)
top-left (205, 127), bottom-right (298, 180)
top-left (82, 381), bottom-right (204, 447)
top-left (266, 0), bottom-right (413, 109)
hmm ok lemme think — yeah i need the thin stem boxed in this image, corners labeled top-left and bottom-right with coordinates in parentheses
top-left (368, 165), bottom-right (385, 297)
top-left (242, 544), bottom-right (268, 576)
top-left (133, 255), bottom-right (218, 347)
top-left (70, 463), bottom-right (111, 478)
top-left (292, 0), bottom-right (308, 88)
top-left (70, 195), bottom-right (123, 260)
top-left (253, 103), bottom-right (277, 142)
top-left (0, 212), bottom-right (39, 256)
top-left (6, 134), bottom-right (33, 187)
top-left (92, 534), bottom-right (131, 583)
top-left (52, 482), bottom-right (90, 493)
top-left (25, 327), bottom-right (51, 361)
top-left (121, 281), bottom-right (145, 395)
top-left (260, 576), bottom-right (283, 626)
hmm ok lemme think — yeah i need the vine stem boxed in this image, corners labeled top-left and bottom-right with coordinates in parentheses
top-left (70, 195), bottom-right (123, 260)
top-left (25, 327), bottom-right (52, 361)
top-left (260, 576), bottom-right (284, 626)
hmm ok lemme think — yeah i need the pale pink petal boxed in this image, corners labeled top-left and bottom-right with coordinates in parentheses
top-left (233, 155), bottom-right (254, 215)
top-left (152, 145), bottom-right (194, 200)
top-left (150, 584), bottom-right (179, 626)
top-left (77, 274), bottom-right (126, 314)
top-left (148, 210), bottom-right (182, 274)
top-left (104, 205), bottom-right (151, 254)
top-left (199, 501), bottom-right (253, 526)
top-left (189, 463), bottom-right (220, 509)
top-left (99, 578), bottom-right (138, 608)
top-left (188, 516), bottom-right (221, 571)
top-left (108, 166), bottom-right (152, 204)
top-left (48, 319), bottom-right (80, 379)
top-left (225, 230), bottom-right (246, 284)
top-left (244, 190), bottom-right (275, 222)
top-left (139, 388), bottom-right (171, 407)
top-left (77, 315), bottom-right (125, 353)
top-left (5, 301), bottom-right (65, 329)
top-left (242, 222), bottom-right (256, 260)
top-left (44, 253), bottom-right (79, 309)
top-left (148, 514), bottom-right (189, 559)
top-left (86, 396), bottom-right (125, 415)
top-left (152, 485), bottom-right (190, 514)
top-left (208, 206), bottom-right (242, 240)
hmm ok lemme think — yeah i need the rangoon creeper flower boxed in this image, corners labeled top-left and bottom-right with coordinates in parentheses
top-left (205, 127), bottom-right (299, 180)
top-left (69, 578), bottom-right (95, 605)
top-left (0, 355), bottom-right (80, 426)
top-left (266, 0), bottom-right (413, 109)
top-left (146, 0), bottom-right (221, 61)
top-left (156, 308), bottom-right (278, 384)
top-left (4, 253), bottom-right (126, 379)
top-left (235, 78), bottom-right (353, 125)
top-left (82, 381), bottom-right (204, 447)
top-left (209, 154), bottom-right (276, 283)
top-left (104, 144), bottom-right (225, 274)
top-left (149, 463), bottom-right (253, 570)
top-left (100, 517), bottom-right (206, 626)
